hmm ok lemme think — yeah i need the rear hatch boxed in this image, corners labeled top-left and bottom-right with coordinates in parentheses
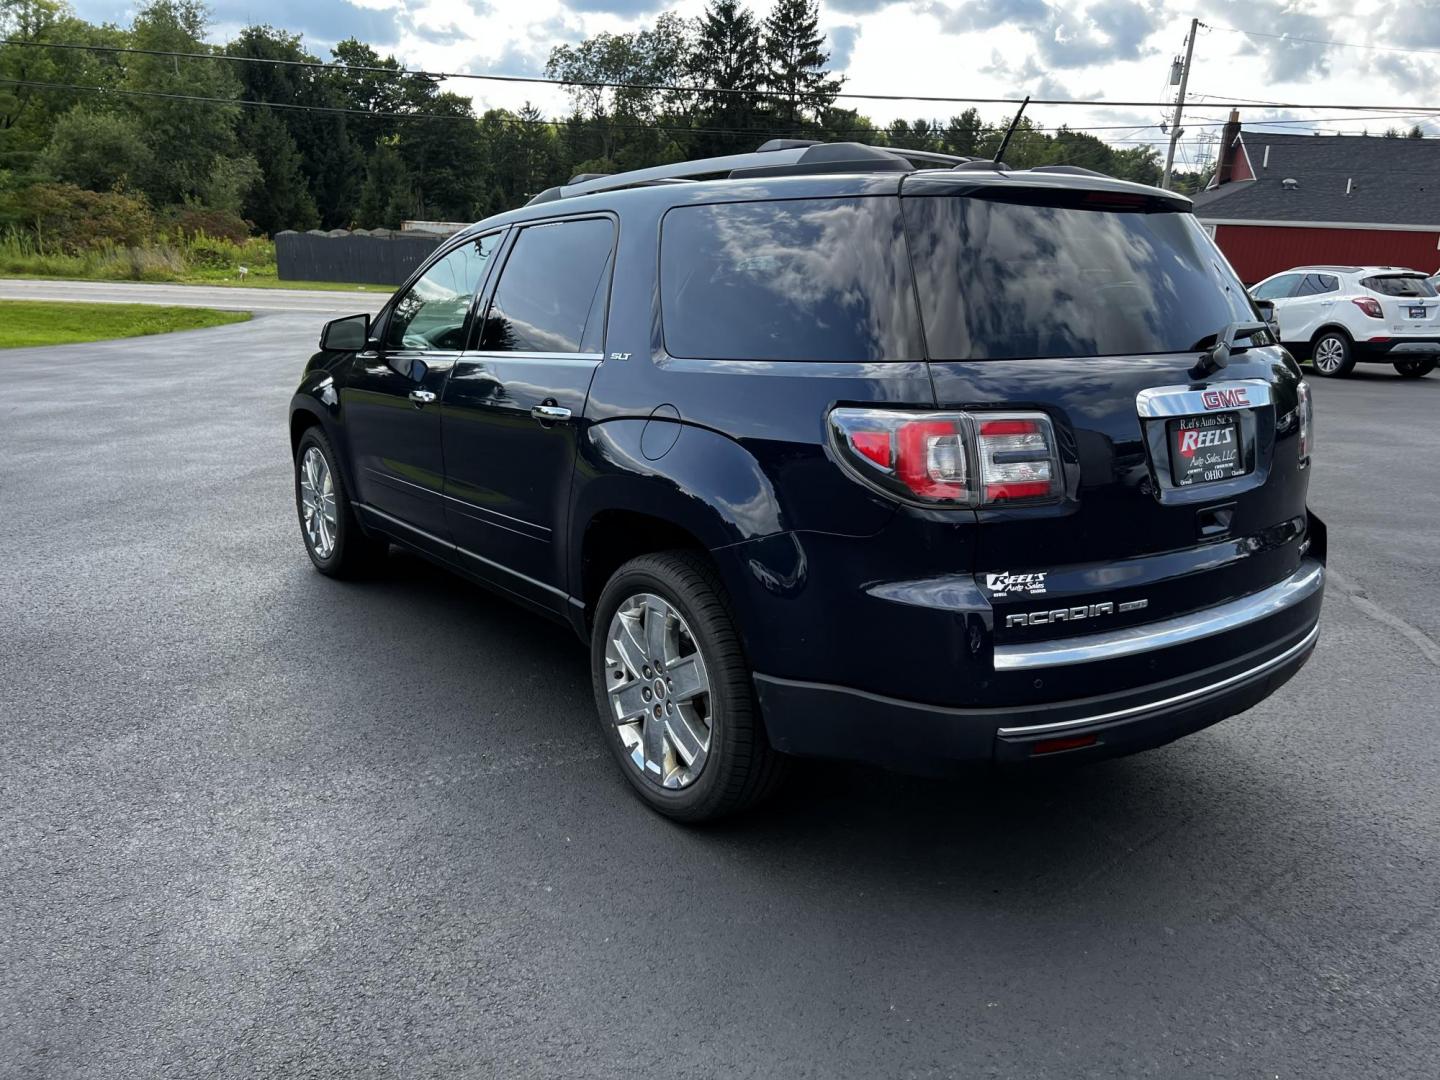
top-left (899, 177), bottom-right (1314, 656)
top-left (1361, 272), bottom-right (1438, 337)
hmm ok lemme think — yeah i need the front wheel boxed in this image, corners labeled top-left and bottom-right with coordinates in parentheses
top-left (1310, 332), bottom-right (1355, 377)
top-left (294, 427), bottom-right (386, 577)
top-left (590, 551), bottom-right (787, 822)
top-left (1394, 358), bottom-right (1437, 378)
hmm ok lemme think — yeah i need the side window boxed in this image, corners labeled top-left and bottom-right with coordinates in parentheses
top-left (479, 218), bottom-right (615, 354)
top-left (1252, 274), bottom-right (1300, 301)
top-left (660, 198), bottom-right (922, 362)
top-left (386, 235), bottom-right (498, 351)
top-left (1295, 273), bottom-right (1340, 297)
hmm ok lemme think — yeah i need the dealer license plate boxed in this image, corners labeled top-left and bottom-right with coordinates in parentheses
top-left (1168, 412), bottom-right (1246, 487)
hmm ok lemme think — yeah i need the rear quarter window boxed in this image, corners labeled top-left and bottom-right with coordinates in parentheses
top-left (904, 194), bottom-right (1256, 360)
top-left (659, 197), bottom-right (923, 362)
top-left (1362, 275), bottom-right (1437, 298)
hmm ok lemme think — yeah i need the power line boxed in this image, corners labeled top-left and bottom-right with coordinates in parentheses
top-left (0, 74), bottom-right (1192, 143)
top-left (1207, 23), bottom-right (1440, 59)
top-left (5, 36), bottom-right (1440, 112)
top-left (0, 77), bottom-right (858, 138)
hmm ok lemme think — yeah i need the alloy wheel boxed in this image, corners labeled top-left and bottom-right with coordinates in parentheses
top-left (603, 592), bottom-right (713, 789)
top-left (299, 446), bottom-right (338, 558)
top-left (1313, 337), bottom-right (1346, 375)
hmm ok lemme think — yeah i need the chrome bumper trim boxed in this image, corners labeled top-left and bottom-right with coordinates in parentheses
top-left (994, 559), bottom-right (1324, 672)
top-left (997, 621), bottom-right (1320, 736)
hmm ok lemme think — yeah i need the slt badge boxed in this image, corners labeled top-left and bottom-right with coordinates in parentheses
top-left (986, 571), bottom-right (1047, 596)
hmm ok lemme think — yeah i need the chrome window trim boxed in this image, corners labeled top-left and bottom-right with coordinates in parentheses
top-left (996, 621), bottom-right (1319, 735)
top-left (1135, 379), bottom-right (1274, 418)
top-left (994, 559), bottom-right (1323, 672)
top-left (465, 350), bottom-right (603, 362)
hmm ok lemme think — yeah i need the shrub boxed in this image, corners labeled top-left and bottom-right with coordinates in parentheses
top-left (163, 206), bottom-right (252, 244)
top-left (0, 183), bottom-right (155, 253)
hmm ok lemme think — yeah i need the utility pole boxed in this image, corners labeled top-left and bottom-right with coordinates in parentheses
top-left (1161, 17), bottom-right (1199, 191)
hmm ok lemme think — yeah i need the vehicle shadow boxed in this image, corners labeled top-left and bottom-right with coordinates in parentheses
top-left (353, 546), bottom-right (1317, 917)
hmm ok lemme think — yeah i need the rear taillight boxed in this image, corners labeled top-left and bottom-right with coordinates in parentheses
top-left (1352, 297), bottom-right (1383, 318)
top-left (1297, 380), bottom-right (1313, 467)
top-left (829, 408), bottom-right (1062, 507)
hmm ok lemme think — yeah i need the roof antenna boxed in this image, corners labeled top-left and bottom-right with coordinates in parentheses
top-left (993, 96), bottom-right (1030, 165)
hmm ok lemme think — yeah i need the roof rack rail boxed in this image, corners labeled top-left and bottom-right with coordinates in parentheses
top-left (526, 140), bottom-right (974, 205)
top-left (1029, 164), bottom-right (1111, 179)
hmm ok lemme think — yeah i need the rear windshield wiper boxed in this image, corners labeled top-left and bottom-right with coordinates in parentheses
top-left (1190, 320), bottom-right (1270, 379)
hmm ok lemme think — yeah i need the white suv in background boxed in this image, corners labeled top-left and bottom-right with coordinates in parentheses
top-left (1250, 266), bottom-right (1439, 378)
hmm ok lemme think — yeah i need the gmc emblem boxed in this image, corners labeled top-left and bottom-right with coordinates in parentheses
top-left (1201, 387), bottom-right (1250, 410)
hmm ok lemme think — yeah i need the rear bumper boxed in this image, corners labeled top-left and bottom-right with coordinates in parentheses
top-left (1356, 337), bottom-right (1440, 355)
top-left (753, 568), bottom-right (1323, 775)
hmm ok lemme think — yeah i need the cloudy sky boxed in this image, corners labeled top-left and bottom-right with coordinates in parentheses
top-left (70, 0), bottom-right (1440, 167)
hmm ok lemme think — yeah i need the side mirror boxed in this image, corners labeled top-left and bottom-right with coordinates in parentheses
top-left (320, 313), bottom-right (369, 351)
top-left (1254, 299), bottom-right (1281, 340)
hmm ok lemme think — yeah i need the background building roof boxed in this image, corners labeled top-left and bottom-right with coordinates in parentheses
top-left (1191, 131), bottom-right (1440, 228)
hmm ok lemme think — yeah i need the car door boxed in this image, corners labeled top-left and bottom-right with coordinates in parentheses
top-left (342, 234), bottom-right (501, 549)
top-left (441, 216), bottom-right (616, 612)
top-left (1284, 272), bottom-right (1339, 341)
top-left (1250, 273), bottom-right (1304, 342)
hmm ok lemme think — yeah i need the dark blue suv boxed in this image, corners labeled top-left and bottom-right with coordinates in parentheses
top-left (290, 141), bottom-right (1325, 821)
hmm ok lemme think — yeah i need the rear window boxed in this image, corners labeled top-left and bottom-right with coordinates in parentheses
top-left (904, 194), bottom-right (1255, 360)
top-left (1362, 274), bottom-right (1437, 297)
top-left (660, 198), bottom-right (923, 362)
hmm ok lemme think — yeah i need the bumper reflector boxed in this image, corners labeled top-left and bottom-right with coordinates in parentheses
top-left (1030, 733), bottom-right (1100, 755)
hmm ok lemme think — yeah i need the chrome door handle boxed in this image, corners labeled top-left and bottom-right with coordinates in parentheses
top-left (409, 390), bottom-right (437, 405)
top-left (531, 404), bottom-right (572, 422)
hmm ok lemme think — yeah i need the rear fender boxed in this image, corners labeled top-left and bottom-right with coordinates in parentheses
top-left (573, 419), bottom-right (784, 556)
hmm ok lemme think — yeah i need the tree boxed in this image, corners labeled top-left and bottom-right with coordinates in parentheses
top-left (546, 13), bottom-right (692, 169)
top-left (39, 106), bottom-right (148, 191)
top-left (226, 25), bottom-right (361, 228)
top-left (238, 108), bottom-right (319, 233)
top-left (1, 0), bottom-right (122, 173)
top-left (762, 0), bottom-right (841, 130)
top-left (941, 110), bottom-right (984, 157)
top-left (123, 1), bottom-right (250, 207)
top-left (395, 91), bottom-right (484, 221)
top-left (355, 141), bottom-right (413, 228)
top-left (1408, 125), bottom-right (1425, 139)
top-left (689, 0), bottom-right (765, 155)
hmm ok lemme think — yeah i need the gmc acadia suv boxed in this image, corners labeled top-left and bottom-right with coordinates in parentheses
top-left (290, 141), bottom-right (1326, 822)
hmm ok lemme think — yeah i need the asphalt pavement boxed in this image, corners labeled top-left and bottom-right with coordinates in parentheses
top-left (2, 316), bottom-right (1438, 1079)
top-left (0, 278), bottom-right (383, 315)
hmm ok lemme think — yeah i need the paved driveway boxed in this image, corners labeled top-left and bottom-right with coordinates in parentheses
top-left (2, 318), bottom-right (1438, 1078)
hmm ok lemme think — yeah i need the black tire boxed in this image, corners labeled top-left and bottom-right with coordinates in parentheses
top-left (1394, 358), bottom-right (1437, 378)
top-left (590, 550), bottom-right (788, 822)
top-left (294, 426), bottom-right (386, 578)
top-left (1310, 331), bottom-right (1355, 377)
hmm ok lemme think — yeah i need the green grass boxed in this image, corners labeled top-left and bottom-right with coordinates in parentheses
top-left (0, 301), bottom-right (251, 349)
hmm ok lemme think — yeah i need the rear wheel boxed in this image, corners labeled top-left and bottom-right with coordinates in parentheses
top-left (294, 427), bottom-right (386, 578)
top-left (590, 551), bottom-right (787, 822)
top-left (1310, 332), bottom-right (1355, 377)
top-left (1394, 358), bottom-right (1437, 378)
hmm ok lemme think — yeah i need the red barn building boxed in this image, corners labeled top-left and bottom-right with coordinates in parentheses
top-left (1191, 112), bottom-right (1440, 285)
